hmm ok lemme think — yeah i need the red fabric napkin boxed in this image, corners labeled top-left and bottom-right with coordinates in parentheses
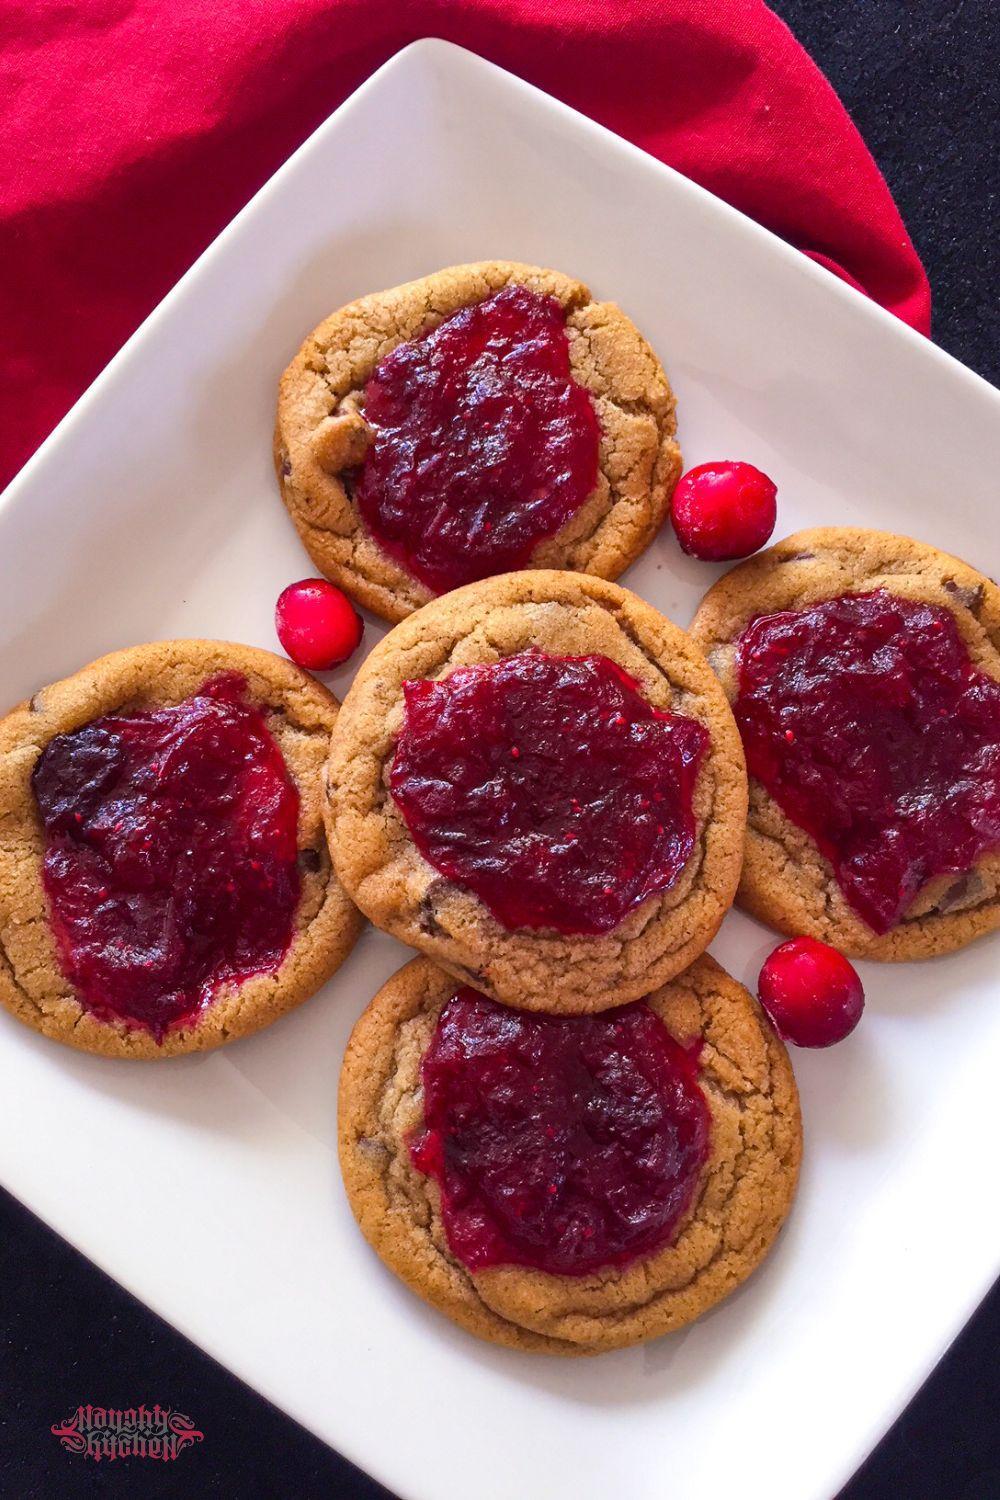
top-left (0, 1), bottom-right (930, 490)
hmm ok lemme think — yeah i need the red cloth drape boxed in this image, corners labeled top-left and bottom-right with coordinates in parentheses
top-left (0, 1), bottom-right (931, 489)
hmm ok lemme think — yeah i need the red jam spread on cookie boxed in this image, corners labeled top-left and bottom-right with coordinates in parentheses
top-left (353, 284), bottom-right (600, 593)
top-left (409, 989), bottom-right (710, 1276)
top-left (734, 589), bottom-right (1000, 932)
top-left (31, 673), bottom-right (300, 1037)
top-left (390, 650), bottom-right (709, 935)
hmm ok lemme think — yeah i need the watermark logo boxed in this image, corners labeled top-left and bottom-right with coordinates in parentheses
top-left (50, 1405), bottom-right (204, 1463)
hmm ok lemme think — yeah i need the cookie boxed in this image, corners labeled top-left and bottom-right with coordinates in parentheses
top-left (338, 954), bottom-right (801, 1355)
top-left (690, 527), bottom-right (1000, 959)
top-left (327, 570), bottom-right (747, 1012)
top-left (0, 641), bottom-right (364, 1058)
top-left (275, 261), bottom-right (680, 622)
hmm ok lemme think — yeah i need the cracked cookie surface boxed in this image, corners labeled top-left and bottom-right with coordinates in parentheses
top-left (690, 527), bottom-right (1000, 959)
top-left (0, 641), bottom-right (364, 1058)
top-left (326, 570), bottom-right (747, 1012)
top-left (275, 261), bottom-right (681, 622)
top-left (338, 954), bottom-right (801, 1354)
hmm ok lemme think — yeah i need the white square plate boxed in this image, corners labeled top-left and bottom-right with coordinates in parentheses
top-left (3, 39), bottom-right (999, 1500)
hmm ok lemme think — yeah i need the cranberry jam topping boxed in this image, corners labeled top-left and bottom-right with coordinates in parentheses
top-left (734, 589), bottom-right (1000, 932)
top-left (31, 673), bottom-right (300, 1037)
top-left (409, 989), bottom-right (710, 1277)
top-left (353, 284), bottom-right (600, 594)
top-left (389, 650), bottom-right (709, 935)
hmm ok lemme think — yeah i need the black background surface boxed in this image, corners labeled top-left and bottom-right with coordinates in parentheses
top-left (2, 3), bottom-right (998, 1497)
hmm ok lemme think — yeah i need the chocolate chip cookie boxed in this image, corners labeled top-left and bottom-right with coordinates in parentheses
top-left (690, 527), bottom-right (1000, 959)
top-left (327, 570), bottom-right (747, 1012)
top-left (275, 261), bottom-right (680, 621)
top-left (0, 641), bottom-right (363, 1057)
top-left (338, 953), bottom-right (801, 1355)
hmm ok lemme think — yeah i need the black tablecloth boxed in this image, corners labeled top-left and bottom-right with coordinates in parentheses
top-left (2, 3), bottom-right (998, 1496)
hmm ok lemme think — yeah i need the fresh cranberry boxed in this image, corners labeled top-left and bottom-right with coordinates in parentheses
top-left (409, 989), bottom-right (710, 1275)
top-left (758, 937), bottom-right (864, 1048)
top-left (354, 284), bottom-right (600, 594)
top-left (31, 674), bottom-right (300, 1038)
top-left (275, 578), bottom-right (363, 670)
top-left (735, 589), bottom-right (1000, 931)
top-left (390, 650), bottom-right (708, 935)
top-left (671, 461), bottom-right (777, 560)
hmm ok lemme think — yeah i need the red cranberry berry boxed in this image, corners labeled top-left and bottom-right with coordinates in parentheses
top-left (275, 579), bottom-right (363, 670)
top-left (671, 461), bottom-right (777, 560)
top-left (757, 936), bottom-right (865, 1048)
